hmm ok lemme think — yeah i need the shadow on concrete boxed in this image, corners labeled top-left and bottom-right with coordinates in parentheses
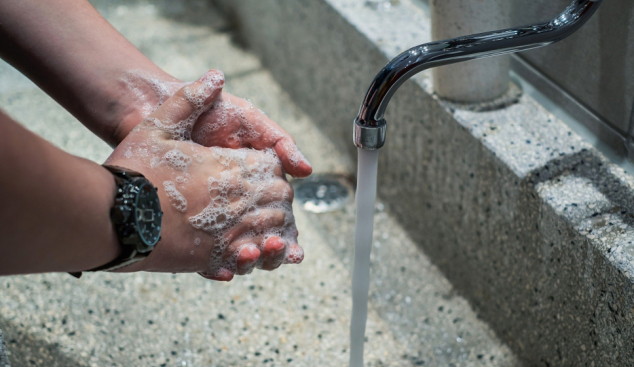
top-left (0, 320), bottom-right (85, 367)
top-left (529, 148), bottom-right (634, 227)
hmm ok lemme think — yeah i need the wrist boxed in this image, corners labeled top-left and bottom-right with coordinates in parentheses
top-left (64, 159), bottom-right (122, 273)
top-left (108, 71), bottom-right (184, 146)
top-left (76, 164), bottom-right (164, 276)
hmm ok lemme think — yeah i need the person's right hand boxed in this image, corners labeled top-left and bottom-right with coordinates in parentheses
top-left (105, 70), bottom-right (304, 281)
top-left (112, 71), bottom-right (312, 179)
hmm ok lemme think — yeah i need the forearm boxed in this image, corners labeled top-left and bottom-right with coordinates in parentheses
top-left (0, 0), bottom-right (178, 146)
top-left (0, 110), bottom-right (120, 275)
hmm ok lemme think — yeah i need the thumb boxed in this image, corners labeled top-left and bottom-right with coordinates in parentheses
top-left (146, 70), bottom-right (224, 140)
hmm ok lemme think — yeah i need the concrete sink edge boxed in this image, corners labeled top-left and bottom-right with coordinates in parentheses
top-left (213, 0), bottom-right (634, 365)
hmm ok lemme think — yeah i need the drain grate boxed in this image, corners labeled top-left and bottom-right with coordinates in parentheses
top-left (291, 174), bottom-right (353, 213)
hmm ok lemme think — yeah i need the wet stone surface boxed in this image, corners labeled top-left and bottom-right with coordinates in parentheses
top-left (0, 0), bottom-right (517, 366)
top-left (215, 0), bottom-right (634, 365)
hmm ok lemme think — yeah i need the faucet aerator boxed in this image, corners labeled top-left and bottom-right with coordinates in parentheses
top-left (354, 119), bottom-right (387, 150)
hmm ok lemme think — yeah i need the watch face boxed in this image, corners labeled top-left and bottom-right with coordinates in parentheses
top-left (135, 182), bottom-right (162, 247)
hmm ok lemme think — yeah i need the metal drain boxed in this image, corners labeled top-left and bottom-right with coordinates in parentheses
top-left (291, 174), bottom-right (353, 213)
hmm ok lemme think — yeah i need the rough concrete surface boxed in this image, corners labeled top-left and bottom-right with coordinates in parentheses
top-left (0, 0), bottom-right (519, 366)
top-left (0, 329), bottom-right (10, 367)
top-left (215, 0), bottom-right (634, 365)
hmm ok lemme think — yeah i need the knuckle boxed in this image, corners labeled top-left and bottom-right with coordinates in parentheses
top-left (181, 83), bottom-right (206, 109)
top-left (285, 183), bottom-right (294, 201)
top-left (274, 210), bottom-right (286, 224)
top-left (273, 180), bottom-right (293, 201)
top-left (266, 210), bottom-right (286, 227)
top-left (273, 165), bottom-right (284, 177)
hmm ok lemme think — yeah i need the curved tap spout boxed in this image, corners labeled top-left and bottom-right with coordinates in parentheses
top-left (354, 0), bottom-right (603, 150)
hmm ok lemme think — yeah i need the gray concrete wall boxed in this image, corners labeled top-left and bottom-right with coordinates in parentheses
top-left (512, 0), bottom-right (634, 145)
top-left (215, 0), bottom-right (634, 365)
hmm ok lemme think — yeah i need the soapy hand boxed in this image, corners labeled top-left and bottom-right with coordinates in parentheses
top-left (114, 71), bottom-right (312, 179)
top-left (191, 92), bottom-right (313, 178)
top-left (106, 70), bottom-right (304, 281)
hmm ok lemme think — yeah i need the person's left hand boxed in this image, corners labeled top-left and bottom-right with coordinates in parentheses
top-left (113, 71), bottom-right (312, 179)
top-left (107, 70), bottom-right (305, 280)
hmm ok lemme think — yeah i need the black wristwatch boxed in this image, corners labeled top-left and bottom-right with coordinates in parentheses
top-left (70, 165), bottom-right (163, 278)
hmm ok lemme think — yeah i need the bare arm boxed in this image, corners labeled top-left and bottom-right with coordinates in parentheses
top-left (0, 0), bottom-right (175, 146)
top-left (0, 0), bottom-right (312, 178)
top-left (0, 110), bottom-right (120, 274)
top-left (0, 75), bottom-right (304, 279)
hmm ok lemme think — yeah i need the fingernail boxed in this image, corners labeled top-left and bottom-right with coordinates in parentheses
top-left (265, 237), bottom-right (285, 252)
top-left (215, 267), bottom-right (234, 281)
top-left (241, 244), bottom-right (260, 265)
top-left (284, 244), bottom-right (304, 264)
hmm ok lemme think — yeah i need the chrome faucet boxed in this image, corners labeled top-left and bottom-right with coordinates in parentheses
top-left (353, 0), bottom-right (604, 150)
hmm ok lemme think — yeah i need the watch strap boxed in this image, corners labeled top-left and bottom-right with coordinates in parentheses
top-left (68, 250), bottom-right (145, 279)
top-left (70, 165), bottom-right (158, 278)
top-left (87, 247), bottom-right (146, 272)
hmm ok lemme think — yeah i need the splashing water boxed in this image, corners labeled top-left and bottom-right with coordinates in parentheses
top-left (350, 148), bottom-right (380, 367)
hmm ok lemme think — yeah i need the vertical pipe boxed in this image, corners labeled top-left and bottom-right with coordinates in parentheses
top-left (431, 0), bottom-right (511, 103)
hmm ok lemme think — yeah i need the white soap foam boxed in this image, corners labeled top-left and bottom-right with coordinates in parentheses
top-left (287, 145), bottom-right (307, 168)
top-left (119, 72), bottom-right (301, 278)
top-left (145, 74), bottom-right (224, 142)
top-left (120, 70), bottom-right (184, 118)
top-left (193, 153), bottom-right (204, 164)
top-left (175, 175), bottom-right (189, 185)
top-left (163, 181), bottom-right (188, 213)
top-left (190, 95), bottom-right (267, 146)
top-left (188, 147), bottom-right (298, 277)
top-left (163, 149), bottom-right (192, 171)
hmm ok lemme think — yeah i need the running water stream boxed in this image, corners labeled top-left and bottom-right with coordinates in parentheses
top-left (349, 148), bottom-right (380, 367)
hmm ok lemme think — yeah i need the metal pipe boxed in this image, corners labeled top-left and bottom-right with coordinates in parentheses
top-left (353, 0), bottom-right (604, 150)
